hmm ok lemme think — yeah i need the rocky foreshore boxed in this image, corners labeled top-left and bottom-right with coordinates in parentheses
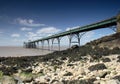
top-left (0, 33), bottom-right (120, 84)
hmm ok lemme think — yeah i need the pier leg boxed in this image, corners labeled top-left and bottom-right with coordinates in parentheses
top-left (37, 41), bottom-right (39, 49)
top-left (79, 32), bottom-right (86, 46)
top-left (51, 39), bottom-right (54, 51)
top-left (68, 35), bottom-right (72, 48)
top-left (57, 37), bottom-right (61, 51)
top-left (117, 14), bottom-right (120, 32)
top-left (47, 40), bottom-right (50, 50)
top-left (41, 41), bottom-right (44, 50)
top-left (68, 32), bottom-right (86, 48)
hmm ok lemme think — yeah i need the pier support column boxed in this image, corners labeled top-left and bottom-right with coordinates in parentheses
top-left (68, 33), bottom-right (80, 48)
top-left (117, 14), bottom-right (120, 32)
top-left (51, 37), bottom-right (61, 51)
top-left (37, 41), bottom-right (39, 49)
top-left (57, 37), bottom-right (61, 51)
top-left (47, 40), bottom-right (50, 50)
top-left (68, 32), bottom-right (86, 48)
top-left (41, 40), bottom-right (44, 50)
top-left (51, 39), bottom-right (54, 51)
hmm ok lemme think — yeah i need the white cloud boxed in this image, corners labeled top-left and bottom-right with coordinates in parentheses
top-left (37, 27), bottom-right (61, 34)
top-left (66, 26), bottom-right (79, 31)
top-left (11, 34), bottom-right (20, 38)
top-left (21, 27), bottom-right (32, 31)
top-left (25, 27), bottom-right (61, 41)
top-left (16, 18), bottom-right (45, 27)
top-left (25, 32), bottom-right (38, 40)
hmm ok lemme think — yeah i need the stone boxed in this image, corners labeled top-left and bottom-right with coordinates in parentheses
top-left (99, 71), bottom-right (108, 78)
top-left (51, 80), bottom-right (63, 84)
top-left (18, 72), bottom-right (33, 82)
top-left (71, 45), bottom-right (79, 49)
top-left (88, 63), bottom-right (107, 71)
top-left (113, 75), bottom-right (120, 81)
top-left (0, 76), bottom-right (16, 84)
top-left (63, 72), bottom-right (73, 76)
top-left (106, 79), bottom-right (120, 84)
top-left (67, 64), bottom-right (74, 66)
top-left (34, 76), bottom-right (46, 83)
top-left (102, 58), bottom-right (111, 62)
top-left (96, 77), bottom-right (100, 80)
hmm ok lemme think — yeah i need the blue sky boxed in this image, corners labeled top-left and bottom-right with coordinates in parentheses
top-left (0, 0), bottom-right (120, 46)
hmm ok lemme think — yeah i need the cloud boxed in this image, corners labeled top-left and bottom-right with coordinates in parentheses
top-left (37, 27), bottom-right (61, 34)
top-left (25, 32), bottom-right (38, 40)
top-left (25, 27), bottom-right (61, 41)
top-left (21, 27), bottom-right (32, 31)
top-left (11, 34), bottom-right (20, 38)
top-left (66, 26), bottom-right (79, 31)
top-left (16, 18), bottom-right (45, 27)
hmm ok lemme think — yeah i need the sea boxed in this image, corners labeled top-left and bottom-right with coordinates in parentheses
top-left (0, 46), bottom-right (68, 57)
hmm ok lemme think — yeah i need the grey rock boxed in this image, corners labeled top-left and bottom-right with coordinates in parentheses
top-left (88, 63), bottom-right (107, 71)
top-left (0, 76), bottom-right (16, 84)
top-left (63, 72), bottom-right (73, 76)
top-left (105, 79), bottom-right (120, 84)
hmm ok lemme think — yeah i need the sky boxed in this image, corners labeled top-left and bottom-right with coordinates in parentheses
top-left (0, 0), bottom-right (120, 46)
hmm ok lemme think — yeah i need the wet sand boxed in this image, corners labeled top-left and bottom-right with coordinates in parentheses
top-left (0, 46), bottom-right (68, 57)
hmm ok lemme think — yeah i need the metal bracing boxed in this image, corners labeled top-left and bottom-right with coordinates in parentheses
top-left (24, 15), bottom-right (120, 50)
top-left (51, 37), bottom-right (61, 51)
top-left (68, 32), bottom-right (86, 48)
top-left (108, 26), bottom-right (117, 32)
top-left (29, 16), bottom-right (116, 43)
top-left (68, 33), bottom-right (80, 48)
top-left (79, 32), bottom-right (86, 45)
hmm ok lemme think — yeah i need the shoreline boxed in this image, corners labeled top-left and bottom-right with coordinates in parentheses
top-left (0, 46), bottom-right (68, 57)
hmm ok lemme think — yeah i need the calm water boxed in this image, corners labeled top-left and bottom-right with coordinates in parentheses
top-left (0, 46), bottom-right (68, 57)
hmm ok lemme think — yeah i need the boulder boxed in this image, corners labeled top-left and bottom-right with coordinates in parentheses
top-left (0, 76), bottom-right (16, 84)
top-left (88, 63), bottom-right (107, 71)
top-left (105, 79), bottom-right (120, 84)
top-left (102, 58), bottom-right (111, 62)
top-left (71, 45), bottom-right (79, 49)
top-left (63, 72), bottom-right (73, 76)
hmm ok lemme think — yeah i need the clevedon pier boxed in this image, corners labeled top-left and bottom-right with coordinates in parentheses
top-left (24, 14), bottom-right (120, 51)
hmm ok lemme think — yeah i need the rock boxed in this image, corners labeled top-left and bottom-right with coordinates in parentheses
top-left (117, 56), bottom-right (120, 59)
top-left (13, 76), bottom-right (23, 84)
top-left (71, 45), bottom-right (79, 49)
top-left (0, 71), bottom-right (3, 78)
top-left (102, 58), bottom-right (111, 62)
top-left (113, 75), bottom-right (120, 81)
top-left (63, 78), bottom-right (96, 84)
top-left (63, 72), bottom-right (73, 76)
top-left (18, 72), bottom-right (34, 82)
top-left (117, 59), bottom-right (120, 62)
top-left (0, 76), bottom-right (16, 84)
top-left (105, 79), bottom-right (120, 84)
top-left (22, 67), bottom-right (32, 73)
top-left (34, 76), bottom-right (46, 83)
top-left (51, 80), bottom-right (63, 84)
top-left (99, 71), bottom-right (108, 78)
top-left (96, 77), bottom-right (100, 80)
top-left (88, 63), bottom-right (107, 71)
top-left (67, 64), bottom-right (74, 66)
